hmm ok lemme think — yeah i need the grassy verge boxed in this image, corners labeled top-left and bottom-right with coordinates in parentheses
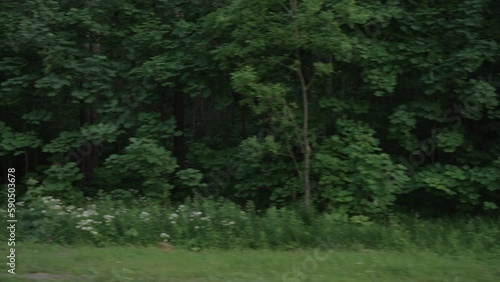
top-left (9, 195), bottom-right (500, 254)
top-left (1, 243), bottom-right (499, 282)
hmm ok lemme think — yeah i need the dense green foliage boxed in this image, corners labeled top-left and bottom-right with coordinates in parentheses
top-left (1, 0), bottom-right (499, 216)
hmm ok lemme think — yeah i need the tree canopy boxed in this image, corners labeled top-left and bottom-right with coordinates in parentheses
top-left (1, 0), bottom-right (499, 215)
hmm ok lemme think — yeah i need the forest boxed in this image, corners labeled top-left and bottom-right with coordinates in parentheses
top-left (1, 1), bottom-right (500, 281)
top-left (2, 0), bottom-right (499, 215)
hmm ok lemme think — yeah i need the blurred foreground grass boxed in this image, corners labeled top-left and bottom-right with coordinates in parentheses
top-left (1, 243), bottom-right (499, 281)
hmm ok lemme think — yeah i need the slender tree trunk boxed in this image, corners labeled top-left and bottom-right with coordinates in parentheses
top-left (80, 31), bottom-right (100, 183)
top-left (80, 103), bottom-right (99, 182)
top-left (291, 0), bottom-right (312, 212)
top-left (173, 88), bottom-right (186, 168)
top-left (297, 61), bottom-right (312, 212)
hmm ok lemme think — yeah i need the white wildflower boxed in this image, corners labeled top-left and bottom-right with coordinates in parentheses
top-left (76, 219), bottom-right (95, 229)
top-left (139, 211), bottom-right (150, 221)
top-left (103, 215), bottom-right (114, 223)
top-left (82, 210), bottom-right (98, 217)
top-left (190, 211), bottom-right (202, 217)
top-left (221, 220), bottom-right (236, 226)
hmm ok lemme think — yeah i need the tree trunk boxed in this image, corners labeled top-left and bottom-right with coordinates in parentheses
top-left (297, 63), bottom-right (312, 212)
top-left (80, 103), bottom-right (99, 182)
top-left (80, 31), bottom-right (101, 183)
top-left (292, 0), bottom-right (312, 212)
top-left (173, 89), bottom-right (186, 168)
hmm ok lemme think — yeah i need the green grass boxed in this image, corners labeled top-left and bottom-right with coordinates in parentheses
top-left (1, 243), bottom-right (499, 282)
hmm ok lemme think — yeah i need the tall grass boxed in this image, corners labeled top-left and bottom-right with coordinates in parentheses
top-left (5, 193), bottom-right (499, 256)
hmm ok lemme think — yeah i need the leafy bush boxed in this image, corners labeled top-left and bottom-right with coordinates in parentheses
top-left (312, 119), bottom-right (410, 214)
top-left (100, 137), bottom-right (178, 200)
